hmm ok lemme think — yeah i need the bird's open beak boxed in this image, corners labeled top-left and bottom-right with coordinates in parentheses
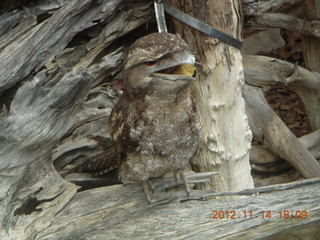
top-left (153, 63), bottom-right (196, 78)
top-left (172, 64), bottom-right (196, 77)
top-left (150, 52), bottom-right (196, 80)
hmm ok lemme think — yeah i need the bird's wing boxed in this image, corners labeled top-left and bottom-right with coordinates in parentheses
top-left (64, 136), bottom-right (118, 175)
top-left (109, 95), bottom-right (144, 162)
top-left (109, 102), bottom-right (127, 144)
top-left (66, 94), bottom-right (138, 175)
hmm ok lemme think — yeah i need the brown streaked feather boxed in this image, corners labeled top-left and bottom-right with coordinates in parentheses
top-left (109, 92), bottom-right (147, 167)
top-left (65, 137), bottom-right (118, 175)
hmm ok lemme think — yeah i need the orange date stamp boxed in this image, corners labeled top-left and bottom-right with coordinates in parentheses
top-left (211, 210), bottom-right (308, 220)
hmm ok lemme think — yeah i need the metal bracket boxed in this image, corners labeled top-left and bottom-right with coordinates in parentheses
top-left (154, 0), bottom-right (168, 33)
top-left (163, 2), bottom-right (243, 49)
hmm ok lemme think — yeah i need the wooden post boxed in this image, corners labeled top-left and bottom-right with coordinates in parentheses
top-left (167, 0), bottom-right (254, 194)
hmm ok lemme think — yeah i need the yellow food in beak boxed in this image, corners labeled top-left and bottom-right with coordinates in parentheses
top-left (173, 64), bottom-right (196, 77)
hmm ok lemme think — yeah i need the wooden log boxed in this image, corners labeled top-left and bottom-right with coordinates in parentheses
top-left (17, 178), bottom-right (320, 240)
top-left (251, 129), bottom-right (320, 165)
top-left (242, 0), bottom-right (302, 16)
top-left (249, 129), bottom-right (320, 186)
top-left (243, 55), bottom-right (320, 129)
top-left (253, 13), bottom-right (320, 38)
top-left (300, 129), bottom-right (320, 150)
top-left (243, 84), bottom-right (320, 178)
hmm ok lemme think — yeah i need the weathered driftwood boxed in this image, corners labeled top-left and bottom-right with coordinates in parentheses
top-left (300, 129), bottom-right (320, 150)
top-left (300, 129), bottom-right (320, 159)
top-left (0, 15), bottom-right (37, 52)
top-left (243, 84), bottom-right (320, 178)
top-left (251, 129), bottom-right (320, 164)
top-left (0, 0), bottom-right (151, 94)
top-left (250, 145), bottom-right (302, 186)
top-left (241, 28), bottom-right (286, 55)
top-left (19, 179), bottom-right (320, 240)
top-left (253, 13), bottom-right (320, 38)
top-left (242, 0), bottom-right (302, 16)
top-left (243, 55), bottom-right (320, 129)
top-left (0, 68), bottom-right (89, 236)
top-left (249, 128), bottom-right (320, 186)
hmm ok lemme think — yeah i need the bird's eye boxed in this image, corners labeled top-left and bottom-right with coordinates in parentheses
top-left (144, 60), bottom-right (157, 66)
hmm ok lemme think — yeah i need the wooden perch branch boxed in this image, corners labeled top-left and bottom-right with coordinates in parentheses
top-left (299, 129), bottom-right (320, 159)
top-left (249, 129), bottom-right (320, 185)
top-left (253, 13), bottom-right (320, 38)
top-left (300, 129), bottom-right (320, 150)
top-left (243, 55), bottom-right (320, 129)
top-left (197, 177), bottom-right (320, 197)
top-left (24, 179), bottom-right (320, 240)
top-left (243, 84), bottom-right (320, 178)
top-left (251, 128), bottom-right (320, 166)
top-left (242, 0), bottom-right (301, 16)
top-left (243, 55), bottom-right (320, 88)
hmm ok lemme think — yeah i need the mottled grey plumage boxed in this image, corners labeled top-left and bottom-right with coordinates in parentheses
top-left (109, 33), bottom-right (201, 202)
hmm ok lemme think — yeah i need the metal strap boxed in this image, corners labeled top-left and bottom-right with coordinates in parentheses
top-left (154, 0), bottom-right (168, 33)
top-left (163, 2), bottom-right (243, 49)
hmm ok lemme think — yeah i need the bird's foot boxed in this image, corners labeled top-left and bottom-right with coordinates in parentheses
top-left (175, 169), bottom-right (190, 197)
top-left (142, 180), bottom-right (155, 203)
top-left (148, 171), bottom-right (219, 205)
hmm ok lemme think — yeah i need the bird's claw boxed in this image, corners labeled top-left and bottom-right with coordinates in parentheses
top-left (142, 171), bottom-right (219, 203)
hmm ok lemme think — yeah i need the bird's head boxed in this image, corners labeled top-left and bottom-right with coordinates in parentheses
top-left (122, 33), bottom-right (196, 95)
